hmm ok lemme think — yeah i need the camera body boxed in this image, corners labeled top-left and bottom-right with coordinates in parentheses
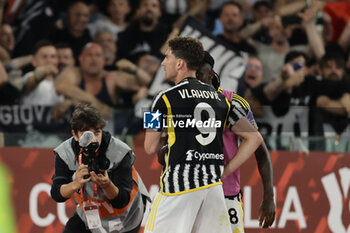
top-left (81, 142), bottom-right (110, 176)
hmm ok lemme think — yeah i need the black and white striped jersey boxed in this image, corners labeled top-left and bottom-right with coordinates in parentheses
top-left (151, 77), bottom-right (249, 195)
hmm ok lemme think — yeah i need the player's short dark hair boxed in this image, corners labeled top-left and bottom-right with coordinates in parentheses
top-left (70, 104), bottom-right (106, 133)
top-left (200, 51), bottom-right (220, 89)
top-left (168, 37), bottom-right (204, 71)
top-left (203, 51), bottom-right (215, 68)
top-left (220, 1), bottom-right (243, 16)
top-left (32, 39), bottom-right (54, 55)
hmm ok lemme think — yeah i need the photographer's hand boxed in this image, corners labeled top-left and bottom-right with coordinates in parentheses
top-left (59, 164), bottom-right (90, 199)
top-left (74, 164), bottom-right (91, 190)
top-left (90, 171), bottom-right (119, 200)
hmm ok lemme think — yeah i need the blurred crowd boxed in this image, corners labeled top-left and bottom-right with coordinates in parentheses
top-left (0, 0), bottom-right (350, 146)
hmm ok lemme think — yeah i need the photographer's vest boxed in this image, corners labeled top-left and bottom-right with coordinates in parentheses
top-left (54, 137), bottom-right (149, 233)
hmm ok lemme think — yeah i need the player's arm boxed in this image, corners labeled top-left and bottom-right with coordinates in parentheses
top-left (145, 129), bottom-right (163, 155)
top-left (222, 117), bottom-right (263, 179)
top-left (222, 94), bottom-right (263, 179)
top-left (157, 129), bottom-right (168, 165)
top-left (244, 100), bottom-right (275, 228)
top-left (255, 142), bottom-right (276, 228)
top-left (144, 94), bottom-right (167, 155)
top-left (231, 93), bottom-right (275, 227)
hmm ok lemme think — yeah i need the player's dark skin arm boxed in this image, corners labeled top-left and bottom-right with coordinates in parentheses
top-left (157, 144), bottom-right (167, 166)
top-left (255, 142), bottom-right (276, 228)
top-left (157, 130), bottom-right (168, 165)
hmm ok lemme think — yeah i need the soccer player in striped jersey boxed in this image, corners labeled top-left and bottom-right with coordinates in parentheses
top-left (144, 37), bottom-right (263, 233)
top-left (196, 51), bottom-right (275, 231)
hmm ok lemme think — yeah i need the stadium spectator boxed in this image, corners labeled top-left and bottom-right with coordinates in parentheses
top-left (239, 1), bottom-right (274, 45)
top-left (51, 43), bottom-right (75, 120)
top-left (252, 1), bottom-right (324, 83)
top-left (94, 29), bottom-right (118, 70)
top-left (0, 23), bottom-right (33, 73)
top-left (245, 50), bottom-right (349, 141)
top-left (0, 23), bottom-right (14, 63)
top-left (245, 51), bottom-right (309, 118)
top-left (88, 0), bottom-right (131, 40)
top-left (49, 1), bottom-right (92, 61)
top-left (115, 57), bottom-right (152, 107)
top-left (117, 52), bottom-right (161, 135)
top-left (254, 16), bottom-right (292, 82)
top-left (117, 0), bottom-right (170, 60)
top-left (315, 53), bottom-right (350, 135)
top-left (217, 1), bottom-right (256, 54)
top-left (20, 40), bottom-right (62, 106)
top-left (55, 43), bottom-right (75, 72)
top-left (133, 51), bottom-right (160, 78)
top-left (55, 43), bottom-right (151, 119)
top-left (235, 55), bottom-right (265, 117)
top-left (253, 1), bottom-right (273, 21)
top-left (237, 55), bottom-right (264, 95)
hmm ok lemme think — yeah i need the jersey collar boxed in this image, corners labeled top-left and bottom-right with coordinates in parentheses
top-left (180, 77), bottom-right (197, 83)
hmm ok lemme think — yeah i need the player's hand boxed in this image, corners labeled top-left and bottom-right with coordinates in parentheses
top-left (258, 198), bottom-right (276, 228)
top-left (157, 143), bottom-right (168, 166)
top-left (157, 129), bottom-right (168, 166)
top-left (90, 170), bottom-right (111, 189)
top-left (74, 164), bottom-right (91, 190)
top-left (221, 170), bottom-right (230, 180)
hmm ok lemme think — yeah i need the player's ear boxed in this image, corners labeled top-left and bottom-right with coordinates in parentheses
top-left (177, 58), bottom-right (184, 69)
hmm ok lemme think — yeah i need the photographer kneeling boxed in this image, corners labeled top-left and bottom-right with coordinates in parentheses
top-left (51, 104), bottom-right (149, 233)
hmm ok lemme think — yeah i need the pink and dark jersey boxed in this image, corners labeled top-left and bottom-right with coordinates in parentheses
top-left (220, 89), bottom-right (258, 196)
